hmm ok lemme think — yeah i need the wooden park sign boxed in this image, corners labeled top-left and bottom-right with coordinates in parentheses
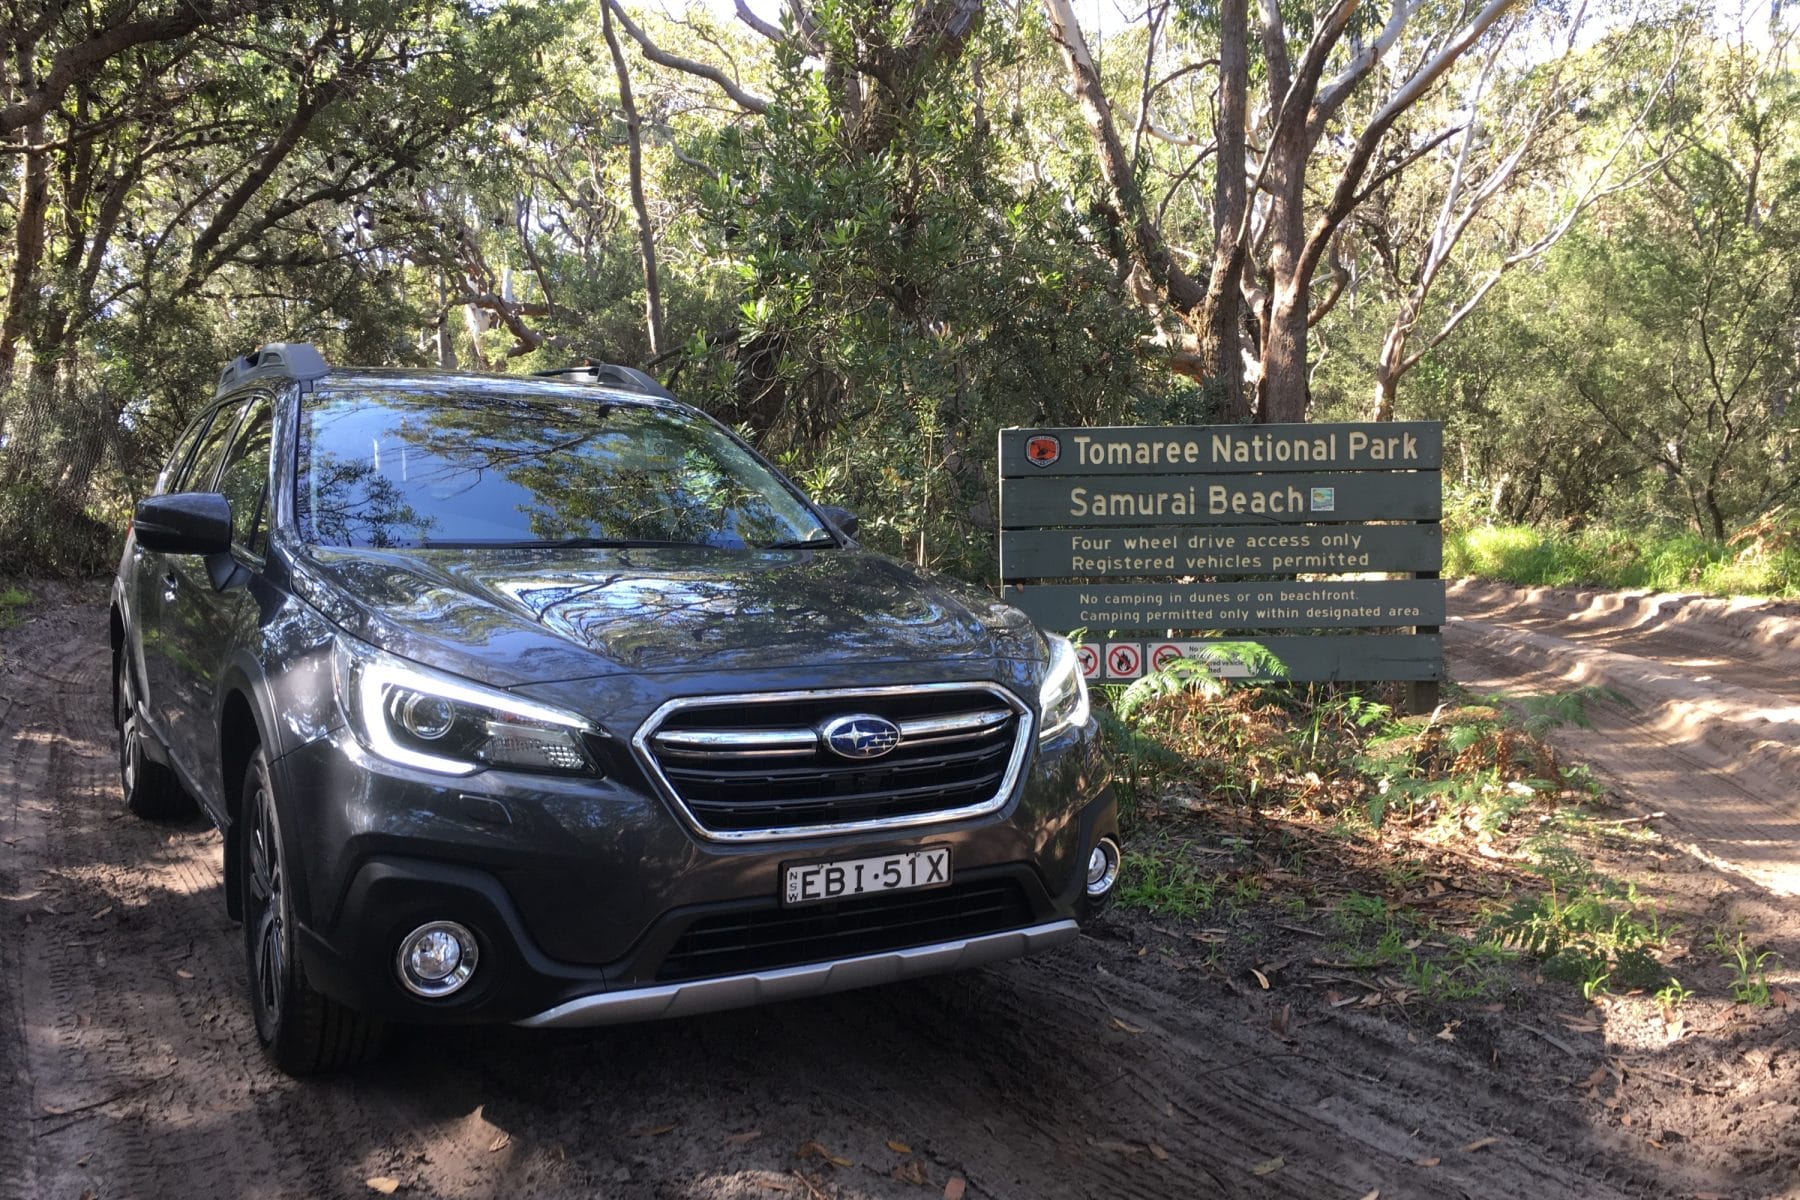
top-left (998, 422), bottom-right (1444, 688)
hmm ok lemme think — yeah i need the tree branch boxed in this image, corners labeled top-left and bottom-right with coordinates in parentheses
top-left (732, 0), bottom-right (783, 42)
top-left (609, 0), bottom-right (770, 115)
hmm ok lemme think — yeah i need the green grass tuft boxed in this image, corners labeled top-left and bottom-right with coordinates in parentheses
top-left (1444, 521), bottom-right (1800, 598)
top-left (0, 585), bottom-right (30, 630)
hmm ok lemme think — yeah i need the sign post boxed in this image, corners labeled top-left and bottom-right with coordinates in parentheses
top-left (998, 422), bottom-right (1444, 702)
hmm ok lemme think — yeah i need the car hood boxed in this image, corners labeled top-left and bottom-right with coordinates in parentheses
top-left (295, 544), bottom-right (1042, 687)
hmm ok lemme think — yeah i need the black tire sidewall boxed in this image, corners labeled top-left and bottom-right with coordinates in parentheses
top-left (240, 749), bottom-right (294, 1048)
top-left (115, 657), bottom-right (136, 799)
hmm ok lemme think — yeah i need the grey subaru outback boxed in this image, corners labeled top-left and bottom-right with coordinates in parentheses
top-left (110, 343), bottom-right (1118, 1074)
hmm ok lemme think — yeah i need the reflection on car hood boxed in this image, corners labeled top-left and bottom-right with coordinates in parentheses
top-left (299, 545), bottom-right (1038, 686)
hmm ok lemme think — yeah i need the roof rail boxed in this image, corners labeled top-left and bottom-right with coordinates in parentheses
top-left (214, 342), bottom-right (329, 398)
top-left (534, 360), bottom-right (675, 401)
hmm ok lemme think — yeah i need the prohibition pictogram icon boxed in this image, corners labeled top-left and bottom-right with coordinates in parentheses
top-left (1151, 643), bottom-right (1186, 671)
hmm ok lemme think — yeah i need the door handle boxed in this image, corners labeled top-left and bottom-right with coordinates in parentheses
top-left (161, 571), bottom-right (179, 602)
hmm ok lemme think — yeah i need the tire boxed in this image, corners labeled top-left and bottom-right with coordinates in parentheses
top-left (240, 747), bottom-right (384, 1075)
top-left (115, 656), bottom-right (193, 818)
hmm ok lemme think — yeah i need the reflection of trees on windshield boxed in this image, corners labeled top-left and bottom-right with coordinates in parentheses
top-left (299, 454), bottom-right (437, 548)
top-left (298, 389), bottom-right (820, 549)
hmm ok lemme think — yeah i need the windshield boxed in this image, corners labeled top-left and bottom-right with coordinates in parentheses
top-left (296, 387), bottom-right (830, 550)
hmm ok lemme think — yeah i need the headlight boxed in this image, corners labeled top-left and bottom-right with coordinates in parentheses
top-left (333, 636), bottom-right (599, 776)
top-left (1038, 633), bottom-right (1090, 742)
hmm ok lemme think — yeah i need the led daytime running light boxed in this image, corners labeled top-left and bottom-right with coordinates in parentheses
top-left (334, 637), bottom-right (594, 776)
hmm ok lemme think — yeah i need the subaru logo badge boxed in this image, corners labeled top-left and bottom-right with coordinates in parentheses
top-left (820, 713), bottom-right (901, 760)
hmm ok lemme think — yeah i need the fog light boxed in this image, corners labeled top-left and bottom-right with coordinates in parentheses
top-left (396, 920), bottom-right (479, 998)
top-left (1086, 838), bottom-right (1121, 897)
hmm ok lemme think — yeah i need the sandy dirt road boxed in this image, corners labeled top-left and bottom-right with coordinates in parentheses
top-left (0, 588), bottom-right (1786, 1200)
top-left (1446, 581), bottom-right (1800, 897)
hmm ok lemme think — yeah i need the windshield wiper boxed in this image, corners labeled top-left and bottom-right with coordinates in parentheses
top-left (759, 534), bottom-right (839, 550)
top-left (423, 537), bottom-right (704, 550)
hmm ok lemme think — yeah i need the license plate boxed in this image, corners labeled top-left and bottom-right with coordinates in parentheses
top-left (782, 846), bottom-right (952, 907)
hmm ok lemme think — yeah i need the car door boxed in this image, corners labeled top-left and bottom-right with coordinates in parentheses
top-left (143, 395), bottom-right (251, 788)
top-left (126, 409), bottom-right (213, 717)
top-left (159, 392), bottom-right (276, 802)
top-left (138, 399), bottom-right (244, 771)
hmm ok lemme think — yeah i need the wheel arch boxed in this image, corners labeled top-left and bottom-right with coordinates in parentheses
top-left (218, 657), bottom-right (285, 924)
top-left (108, 603), bottom-right (126, 723)
top-left (218, 687), bottom-right (262, 921)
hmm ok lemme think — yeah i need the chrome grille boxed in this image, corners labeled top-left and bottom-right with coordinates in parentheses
top-left (632, 684), bottom-right (1033, 841)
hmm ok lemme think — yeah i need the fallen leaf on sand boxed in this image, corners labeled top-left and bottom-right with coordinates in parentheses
top-left (1109, 1016), bottom-right (1146, 1034)
top-left (487, 1133), bottom-right (510, 1153)
top-left (631, 1123), bottom-right (677, 1138)
top-left (175, 968), bottom-right (194, 980)
top-left (1414, 1157), bottom-right (1441, 1168)
top-left (1460, 1137), bottom-right (1501, 1153)
top-left (892, 1160), bottom-right (929, 1186)
top-left (798, 1140), bottom-right (850, 1167)
top-left (943, 1177), bottom-right (966, 1200)
top-left (887, 1139), bottom-right (913, 1153)
top-left (1358, 1191), bottom-right (1380, 1200)
top-left (1435, 1022), bottom-right (1459, 1042)
top-left (1250, 1157), bottom-right (1283, 1176)
top-left (1148, 1143), bottom-right (1169, 1162)
top-left (365, 1178), bottom-right (401, 1195)
top-left (90, 906), bottom-right (112, 920)
top-left (726, 1130), bottom-right (765, 1147)
top-left (1091, 1139), bottom-right (1141, 1155)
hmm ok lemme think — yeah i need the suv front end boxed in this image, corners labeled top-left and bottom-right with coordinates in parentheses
top-left (282, 641), bottom-right (1112, 1028)
top-left (112, 347), bottom-right (1117, 1073)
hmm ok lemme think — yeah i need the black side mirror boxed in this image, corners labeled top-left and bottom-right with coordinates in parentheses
top-left (135, 493), bottom-right (232, 556)
top-left (819, 504), bottom-right (860, 538)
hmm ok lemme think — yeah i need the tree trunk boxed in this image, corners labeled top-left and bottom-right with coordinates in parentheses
top-left (603, 0), bottom-right (665, 358)
top-left (0, 138), bottom-right (50, 387)
top-left (1198, 0), bottom-right (1249, 422)
top-left (1042, 0), bottom-right (1207, 319)
top-left (1259, 152), bottom-right (1310, 423)
top-left (435, 272), bottom-right (458, 369)
top-left (1370, 306), bottom-right (1413, 421)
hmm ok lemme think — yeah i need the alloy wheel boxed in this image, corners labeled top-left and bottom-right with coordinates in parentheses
top-left (246, 779), bottom-right (287, 1029)
top-left (116, 666), bottom-right (140, 796)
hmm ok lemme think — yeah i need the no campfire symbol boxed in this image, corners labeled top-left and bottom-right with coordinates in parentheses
top-left (1105, 643), bottom-right (1143, 679)
top-left (1025, 434), bottom-right (1061, 468)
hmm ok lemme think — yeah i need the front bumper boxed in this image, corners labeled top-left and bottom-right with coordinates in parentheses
top-left (516, 920), bottom-right (1079, 1028)
top-left (274, 715), bottom-right (1114, 1026)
